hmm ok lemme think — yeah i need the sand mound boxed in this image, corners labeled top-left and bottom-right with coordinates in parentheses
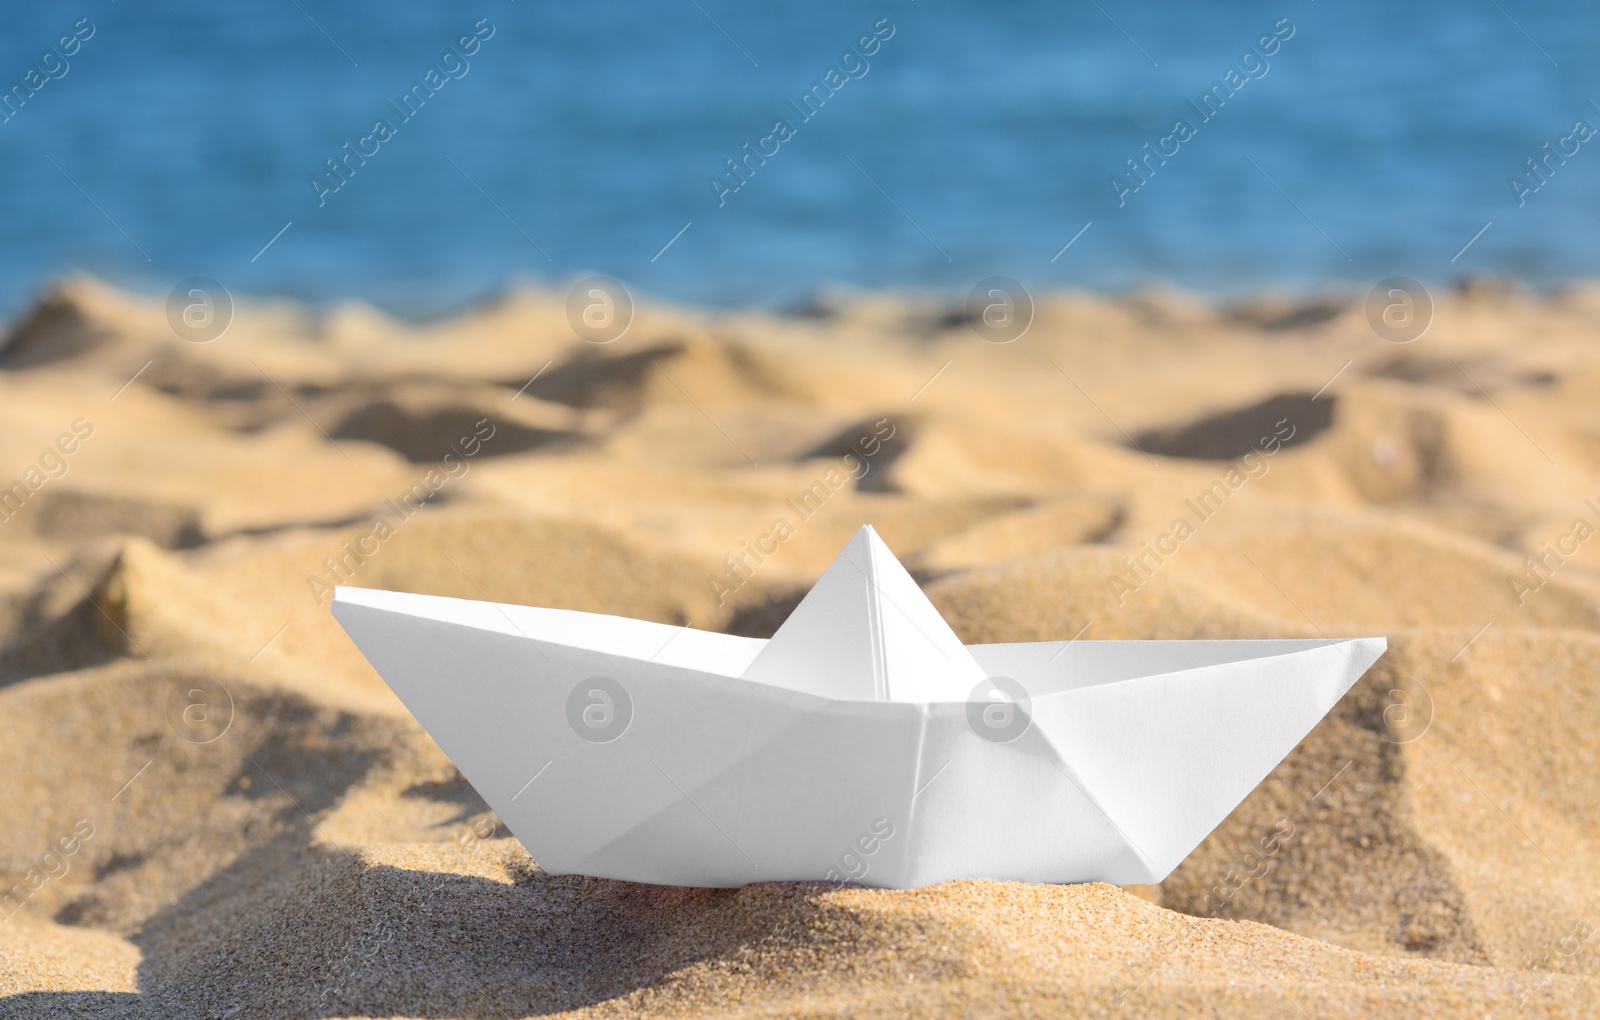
top-left (0, 279), bottom-right (122, 370)
top-left (3, 277), bottom-right (1600, 1016)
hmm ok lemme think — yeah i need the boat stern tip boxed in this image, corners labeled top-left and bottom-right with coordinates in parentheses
top-left (329, 584), bottom-right (390, 616)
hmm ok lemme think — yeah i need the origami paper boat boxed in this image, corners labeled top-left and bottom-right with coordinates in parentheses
top-left (332, 525), bottom-right (1384, 889)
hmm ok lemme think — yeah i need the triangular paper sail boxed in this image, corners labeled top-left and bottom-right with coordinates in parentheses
top-left (740, 525), bottom-right (982, 701)
top-left (331, 528), bottom-right (1387, 889)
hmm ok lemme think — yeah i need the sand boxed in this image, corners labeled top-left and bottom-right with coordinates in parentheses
top-left (2, 274), bottom-right (1600, 1016)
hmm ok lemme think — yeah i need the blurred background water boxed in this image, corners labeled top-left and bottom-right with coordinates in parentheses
top-left (0, 0), bottom-right (1595, 317)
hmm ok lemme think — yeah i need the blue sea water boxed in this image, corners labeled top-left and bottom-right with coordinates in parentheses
top-left (0, 0), bottom-right (1596, 318)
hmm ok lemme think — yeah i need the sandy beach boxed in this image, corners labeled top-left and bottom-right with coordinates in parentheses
top-left (3, 275), bottom-right (1600, 1017)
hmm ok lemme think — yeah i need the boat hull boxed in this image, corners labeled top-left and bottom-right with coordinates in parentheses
top-left (333, 587), bottom-right (1385, 888)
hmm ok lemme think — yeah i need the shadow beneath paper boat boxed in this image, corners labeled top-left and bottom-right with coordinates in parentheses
top-left (4, 834), bottom-right (869, 1019)
top-left (0, 639), bottom-right (1492, 1017)
top-left (0, 992), bottom-right (145, 1018)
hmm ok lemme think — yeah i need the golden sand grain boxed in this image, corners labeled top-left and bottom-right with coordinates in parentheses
top-left (2, 278), bottom-right (1598, 1016)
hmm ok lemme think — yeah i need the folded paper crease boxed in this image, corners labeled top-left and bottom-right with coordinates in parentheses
top-left (332, 524), bottom-right (1386, 888)
top-left (740, 526), bottom-right (983, 702)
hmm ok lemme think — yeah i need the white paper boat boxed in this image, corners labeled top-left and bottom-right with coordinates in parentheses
top-left (332, 525), bottom-right (1384, 889)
